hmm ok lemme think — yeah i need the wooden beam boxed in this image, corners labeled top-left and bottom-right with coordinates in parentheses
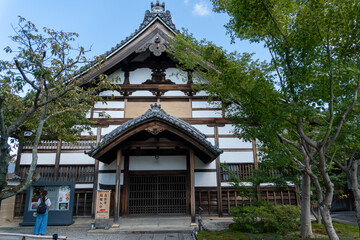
top-left (90, 117), bottom-right (232, 126)
top-left (122, 141), bottom-right (189, 148)
top-left (190, 149), bottom-right (195, 223)
top-left (54, 139), bottom-right (62, 181)
top-left (114, 149), bottom-right (122, 226)
top-left (123, 148), bottom-right (188, 156)
top-left (91, 127), bottom-right (102, 218)
top-left (123, 156), bottom-right (129, 215)
top-left (214, 126), bottom-right (223, 217)
top-left (14, 142), bottom-right (24, 175)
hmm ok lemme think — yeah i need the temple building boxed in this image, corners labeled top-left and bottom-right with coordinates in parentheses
top-left (11, 1), bottom-right (299, 225)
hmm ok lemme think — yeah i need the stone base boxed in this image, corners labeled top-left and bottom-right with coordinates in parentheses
top-left (190, 223), bottom-right (198, 228)
top-left (111, 223), bottom-right (120, 228)
top-left (0, 196), bottom-right (16, 226)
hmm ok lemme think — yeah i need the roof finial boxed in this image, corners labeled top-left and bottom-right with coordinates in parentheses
top-left (151, 1), bottom-right (165, 13)
top-left (150, 103), bottom-right (162, 111)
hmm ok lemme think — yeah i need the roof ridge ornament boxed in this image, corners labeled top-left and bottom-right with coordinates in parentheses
top-left (151, 1), bottom-right (165, 13)
top-left (150, 103), bottom-right (162, 111)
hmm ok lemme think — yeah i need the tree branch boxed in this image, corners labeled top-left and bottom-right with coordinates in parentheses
top-left (326, 76), bottom-right (360, 149)
top-left (14, 58), bottom-right (40, 91)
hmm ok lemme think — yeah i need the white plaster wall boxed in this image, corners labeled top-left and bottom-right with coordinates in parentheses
top-left (99, 90), bottom-right (121, 97)
top-left (219, 138), bottom-right (252, 149)
top-left (221, 182), bottom-right (252, 187)
top-left (192, 125), bottom-right (214, 135)
top-left (130, 68), bottom-right (152, 84)
top-left (21, 153), bottom-right (56, 165)
top-left (192, 110), bottom-right (222, 118)
top-left (165, 68), bottom-right (187, 84)
top-left (218, 124), bottom-right (235, 135)
top-left (59, 153), bottom-right (95, 165)
top-left (192, 101), bottom-right (222, 108)
top-left (196, 91), bottom-right (209, 96)
top-left (220, 151), bottom-right (254, 163)
top-left (194, 156), bottom-right (216, 170)
top-left (102, 125), bottom-right (121, 135)
top-left (93, 110), bottom-right (124, 118)
top-left (163, 91), bottom-right (187, 97)
top-left (81, 127), bottom-right (97, 136)
top-left (130, 91), bottom-right (154, 97)
top-left (109, 69), bottom-right (124, 84)
top-left (99, 158), bottom-right (124, 170)
top-left (75, 184), bottom-right (93, 189)
top-left (129, 156), bottom-right (186, 171)
top-left (98, 173), bottom-right (123, 185)
top-left (195, 172), bottom-right (217, 187)
top-left (94, 101), bottom-right (125, 109)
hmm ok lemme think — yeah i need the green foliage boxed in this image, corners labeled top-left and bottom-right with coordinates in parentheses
top-left (231, 200), bottom-right (301, 234)
top-left (197, 221), bottom-right (359, 240)
top-left (0, 17), bottom-right (119, 198)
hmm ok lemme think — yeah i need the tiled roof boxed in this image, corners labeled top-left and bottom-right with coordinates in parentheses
top-left (78, 1), bottom-right (177, 81)
top-left (86, 103), bottom-right (223, 158)
top-left (103, 1), bottom-right (176, 59)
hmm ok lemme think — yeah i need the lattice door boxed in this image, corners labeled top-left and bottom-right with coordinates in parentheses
top-left (128, 175), bottom-right (187, 215)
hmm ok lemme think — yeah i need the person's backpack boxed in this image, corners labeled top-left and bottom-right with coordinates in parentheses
top-left (37, 198), bottom-right (47, 214)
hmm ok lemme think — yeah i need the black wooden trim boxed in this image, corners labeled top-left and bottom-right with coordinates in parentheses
top-left (194, 169), bottom-right (216, 172)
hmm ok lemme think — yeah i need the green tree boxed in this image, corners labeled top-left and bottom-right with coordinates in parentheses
top-left (0, 17), bottom-right (118, 200)
top-left (169, 1), bottom-right (360, 239)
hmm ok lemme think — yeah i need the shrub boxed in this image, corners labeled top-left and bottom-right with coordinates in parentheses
top-left (231, 200), bottom-right (301, 234)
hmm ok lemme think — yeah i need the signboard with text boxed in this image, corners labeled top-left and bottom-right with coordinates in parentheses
top-left (95, 190), bottom-right (111, 229)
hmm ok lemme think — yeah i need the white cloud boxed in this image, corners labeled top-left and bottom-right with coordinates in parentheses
top-left (192, 2), bottom-right (210, 16)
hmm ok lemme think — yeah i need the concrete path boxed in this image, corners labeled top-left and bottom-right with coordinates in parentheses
top-left (0, 216), bottom-right (231, 240)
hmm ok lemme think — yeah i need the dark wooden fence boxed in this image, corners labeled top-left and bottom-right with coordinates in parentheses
top-left (18, 165), bottom-right (95, 183)
top-left (196, 187), bottom-right (299, 215)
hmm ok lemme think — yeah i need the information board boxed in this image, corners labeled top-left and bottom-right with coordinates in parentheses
top-left (21, 182), bottom-right (75, 226)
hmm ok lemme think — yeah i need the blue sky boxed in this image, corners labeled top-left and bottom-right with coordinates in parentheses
top-left (0, 0), bottom-right (270, 62)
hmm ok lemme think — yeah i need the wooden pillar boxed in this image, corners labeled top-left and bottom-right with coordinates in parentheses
top-left (122, 155), bottom-right (129, 215)
top-left (114, 149), bottom-right (122, 226)
top-left (91, 127), bottom-right (101, 218)
top-left (54, 139), bottom-right (62, 181)
top-left (14, 142), bottom-right (24, 175)
top-left (214, 126), bottom-right (223, 216)
top-left (190, 149), bottom-right (196, 223)
top-left (252, 139), bottom-right (261, 200)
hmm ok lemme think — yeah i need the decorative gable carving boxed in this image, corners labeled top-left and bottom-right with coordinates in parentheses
top-left (136, 32), bottom-right (169, 57)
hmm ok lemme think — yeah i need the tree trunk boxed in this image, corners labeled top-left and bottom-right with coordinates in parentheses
top-left (0, 135), bottom-right (9, 193)
top-left (300, 172), bottom-right (313, 239)
top-left (349, 159), bottom-right (360, 236)
top-left (320, 206), bottom-right (339, 240)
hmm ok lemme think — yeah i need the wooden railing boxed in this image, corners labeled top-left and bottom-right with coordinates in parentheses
top-left (221, 163), bottom-right (287, 182)
top-left (221, 163), bottom-right (254, 181)
top-left (61, 140), bottom-right (96, 150)
top-left (58, 165), bottom-right (95, 183)
top-left (22, 139), bottom-right (96, 151)
top-left (19, 165), bottom-right (95, 183)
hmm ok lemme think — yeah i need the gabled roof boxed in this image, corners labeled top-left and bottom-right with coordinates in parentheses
top-left (86, 103), bottom-right (223, 163)
top-left (104, 1), bottom-right (177, 59)
top-left (78, 1), bottom-right (178, 84)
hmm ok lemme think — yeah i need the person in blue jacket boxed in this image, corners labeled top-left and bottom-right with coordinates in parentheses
top-left (33, 190), bottom-right (51, 235)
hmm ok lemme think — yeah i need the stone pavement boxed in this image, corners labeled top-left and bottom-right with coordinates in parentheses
top-left (0, 216), bottom-right (234, 240)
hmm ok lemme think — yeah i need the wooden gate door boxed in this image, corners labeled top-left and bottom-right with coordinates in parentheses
top-left (128, 175), bottom-right (186, 215)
